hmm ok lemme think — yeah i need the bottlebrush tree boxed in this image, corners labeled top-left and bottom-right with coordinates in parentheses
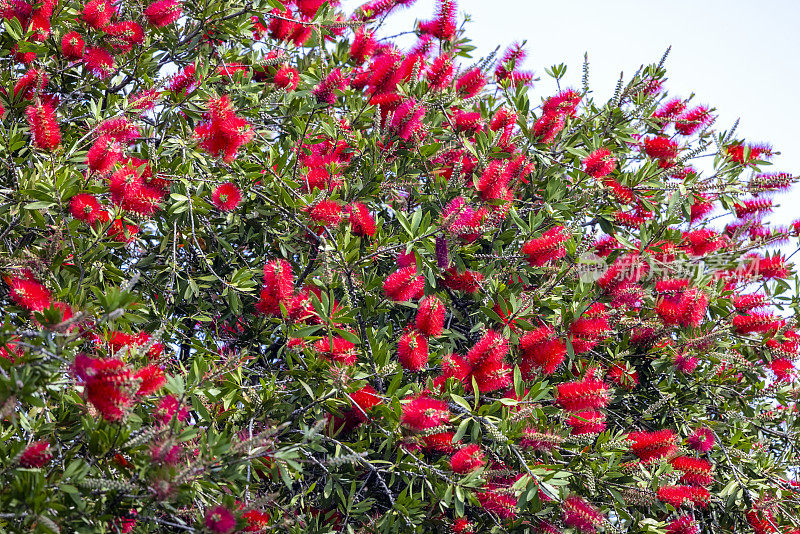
top-left (1, 0), bottom-right (800, 531)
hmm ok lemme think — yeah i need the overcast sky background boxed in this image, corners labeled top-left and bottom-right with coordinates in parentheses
top-left (341, 0), bottom-right (800, 226)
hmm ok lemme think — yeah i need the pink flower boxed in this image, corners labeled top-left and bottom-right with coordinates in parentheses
top-left (212, 183), bottom-right (242, 211)
top-left (205, 505), bottom-right (236, 534)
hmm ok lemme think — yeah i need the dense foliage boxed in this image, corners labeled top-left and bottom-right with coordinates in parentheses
top-left (1, 0), bottom-right (800, 532)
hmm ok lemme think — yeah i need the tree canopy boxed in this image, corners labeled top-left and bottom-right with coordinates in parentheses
top-left (1, 0), bottom-right (800, 532)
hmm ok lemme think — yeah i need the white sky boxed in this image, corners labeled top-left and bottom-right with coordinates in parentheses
top-left (340, 0), bottom-right (800, 225)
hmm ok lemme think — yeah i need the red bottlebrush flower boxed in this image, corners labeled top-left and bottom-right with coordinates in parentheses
top-left (426, 54), bottom-right (454, 90)
top-left (455, 68), bottom-right (486, 98)
top-left (682, 229), bottom-right (726, 256)
top-left (315, 337), bottom-right (358, 365)
top-left (653, 97), bottom-right (687, 124)
top-left (98, 117), bottom-right (140, 145)
top-left (732, 311), bottom-right (783, 335)
top-left (401, 396), bottom-right (450, 430)
top-left (105, 21), bottom-right (145, 53)
top-left (82, 0), bottom-right (116, 29)
top-left (675, 106), bottom-right (713, 136)
top-left (306, 199), bottom-right (342, 226)
top-left (673, 352), bottom-right (698, 374)
top-left (770, 358), bottom-right (795, 382)
top-left (666, 515), bottom-right (700, 534)
top-left (418, 0), bottom-right (456, 40)
top-left (521, 225), bottom-right (569, 267)
top-left (83, 46), bottom-right (116, 78)
top-left (25, 101), bottom-right (61, 151)
top-left (155, 395), bottom-right (189, 425)
top-left (690, 193), bottom-right (714, 223)
top-left (194, 95), bottom-right (253, 162)
top-left (567, 409), bottom-right (606, 435)
top-left (607, 363), bottom-right (639, 389)
top-left (441, 267), bottom-right (483, 293)
top-left (168, 64), bottom-right (198, 95)
top-left (643, 136), bottom-right (679, 162)
top-left (670, 456), bottom-right (713, 487)
top-left (476, 160), bottom-right (512, 202)
top-left (73, 354), bottom-right (138, 421)
top-left (677, 287), bottom-right (708, 328)
top-left (130, 89), bottom-right (160, 112)
top-left (450, 444), bottom-right (484, 473)
top-left (749, 254), bottom-right (790, 280)
top-left (518, 326), bottom-right (566, 378)
top-left (416, 295), bottom-right (446, 337)
top-left (134, 365), bottom-right (166, 395)
top-left (69, 194), bottom-right (101, 223)
top-left (657, 485), bottom-right (710, 509)
top-left (19, 441), bottom-right (52, 468)
top-left (629, 429), bottom-right (677, 462)
top-left (205, 506), bottom-right (236, 534)
top-left (397, 329), bottom-right (428, 371)
top-left (107, 218), bottom-right (139, 242)
top-left (583, 148), bottom-right (616, 178)
top-left (151, 442), bottom-right (182, 465)
top-left (734, 198), bottom-right (773, 219)
top-left (364, 50), bottom-right (401, 94)
top-left (349, 27), bottom-right (376, 64)
top-left (556, 377), bottom-right (610, 412)
top-left (746, 505), bottom-right (779, 534)
top-left (543, 89), bottom-right (581, 117)
top-left (569, 304), bottom-right (610, 353)
top-left (144, 0), bottom-right (181, 26)
top-left (562, 495), bottom-right (604, 533)
top-left (348, 385), bottom-right (381, 420)
top-left (451, 110), bottom-right (483, 136)
top-left (476, 490), bottom-right (517, 519)
top-left (532, 112), bottom-right (565, 144)
top-left (295, 0), bottom-right (326, 17)
top-left (732, 292), bottom-right (766, 311)
top-left (242, 509), bottom-right (270, 532)
top-left (313, 68), bottom-right (348, 105)
top-left (443, 197), bottom-right (485, 242)
top-left (452, 518), bottom-right (475, 533)
top-left (344, 202), bottom-right (376, 237)
top-left (421, 431), bottom-right (455, 452)
top-left (8, 277), bottom-right (51, 312)
top-left (383, 265), bottom-right (424, 302)
top-left (726, 143), bottom-right (773, 164)
top-left (212, 182), bottom-right (242, 211)
top-left (300, 166), bottom-right (340, 193)
top-left (14, 68), bottom-right (48, 100)
top-left (262, 259), bottom-right (293, 302)
top-left (490, 106), bottom-right (517, 133)
top-left (272, 64), bottom-right (299, 91)
top-left (391, 97), bottom-right (426, 141)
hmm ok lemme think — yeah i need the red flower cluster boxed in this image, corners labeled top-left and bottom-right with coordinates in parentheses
top-left (450, 443), bottom-right (484, 473)
top-left (401, 395), bottom-right (450, 431)
top-left (212, 182), bottom-right (242, 211)
top-left (568, 303), bottom-right (610, 353)
top-left (8, 276), bottom-right (51, 312)
top-left (561, 495), bottom-right (604, 533)
top-left (556, 376), bottom-right (610, 412)
top-left (418, 0), bottom-right (456, 40)
top-left (533, 89), bottom-right (580, 144)
top-left (19, 441), bottom-right (52, 468)
top-left (439, 330), bottom-right (512, 393)
top-left (643, 136), bottom-right (679, 166)
top-left (629, 429), bottom-right (677, 462)
top-left (583, 148), bottom-right (616, 178)
top-left (666, 515), bottom-right (700, 534)
top-left (313, 68), bottom-right (348, 105)
top-left (657, 485), bottom-right (710, 508)
top-left (655, 283), bottom-right (709, 328)
top-left (205, 505), bottom-right (236, 534)
top-left (383, 265), bottom-right (424, 302)
top-left (144, 0), bottom-right (181, 27)
top-left (195, 95), bottom-right (254, 162)
top-left (521, 226), bottom-right (569, 267)
top-left (26, 100), bottom-right (61, 151)
top-left (73, 354), bottom-right (165, 421)
top-left (416, 295), bottom-right (446, 337)
top-left (518, 326), bottom-right (566, 378)
top-left (670, 456), bottom-right (713, 486)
